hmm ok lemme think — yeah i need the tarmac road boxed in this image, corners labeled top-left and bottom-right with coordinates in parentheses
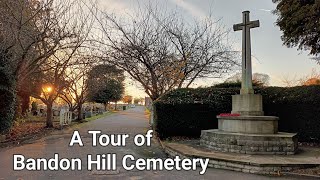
top-left (0, 106), bottom-right (299, 180)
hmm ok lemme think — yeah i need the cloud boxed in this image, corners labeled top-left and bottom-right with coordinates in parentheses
top-left (169, 0), bottom-right (207, 19)
top-left (98, 0), bottom-right (133, 14)
top-left (259, 9), bottom-right (272, 12)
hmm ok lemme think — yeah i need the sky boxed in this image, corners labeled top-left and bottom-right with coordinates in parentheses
top-left (97, 0), bottom-right (319, 97)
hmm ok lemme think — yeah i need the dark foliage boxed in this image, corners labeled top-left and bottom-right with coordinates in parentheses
top-left (273, 0), bottom-right (320, 59)
top-left (154, 87), bottom-right (238, 139)
top-left (87, 64), bottom-right (125, 105)
top-left (0, 50), bottom-right (16, 134)
top-left (154, 85), bottom-right (320, 142)
top-left (90, 79), bottom-right (124, 104)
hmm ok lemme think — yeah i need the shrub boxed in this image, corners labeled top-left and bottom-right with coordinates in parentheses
top-left (258, 86), bottom-right (320, 142)
top-left (31, 102), bottom-right (38, 111)
top-left (154, 86), bottom-right (320, 142)
top-left (0, 51), bottom-right (16, 134)
top-left (154, 88), bottom-right (238, 139)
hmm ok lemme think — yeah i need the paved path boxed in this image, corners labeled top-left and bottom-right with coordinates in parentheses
top-left (0, 106), bottom-right (298, 180)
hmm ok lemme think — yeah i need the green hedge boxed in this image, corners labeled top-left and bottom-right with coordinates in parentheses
top-left (154, 86), bottom-right (320, 142)
top-left (153, 88), bottom-right (237, 139)
top-left (0, 51), bottom-right (16, 134)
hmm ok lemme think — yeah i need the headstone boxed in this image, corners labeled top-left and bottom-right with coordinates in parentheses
top-left (59, 108), bottom-right (72, 127)
top-left (85, 111), bottom-right (92, 118)
top-left (66, 112), bottom-right (72, 124)
top-left (59, 109), bottom-right (66, 126)
top-left (53, 110), bottom-right (59, 116)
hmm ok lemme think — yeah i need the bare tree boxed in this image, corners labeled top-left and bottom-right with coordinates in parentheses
top-left (31, 58), bottom-right (70, 127)
top-left (0, 0), bottom-right (81, 84)
top-left (123, 95), bottom-right (133, 104)
top-left (0, 0), bottom-right (95, 120)
top-left (299, 69), bottom-right (320, 86)
top-left (163, 14), bottom-right (237, 88)
top-left (59, 56), bottom-right (94, 121)
top-left (28, 0), bottom-right (94, 127)
top-left (94, 4), bottom-right (238, 100)
top-left (281, 69), bottom-right (320, 87)
top-left (225, 72), bottom-right (270, 86)
top-left (33, 45), bottom-right (94, 127)
top-left (280, 75), bottom-right (299, 87)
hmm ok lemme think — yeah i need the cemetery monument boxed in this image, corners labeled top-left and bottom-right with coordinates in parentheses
top-left (200, 11), bottom-right (298, 155)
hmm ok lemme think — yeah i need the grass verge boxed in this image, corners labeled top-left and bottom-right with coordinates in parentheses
top-left (85, 111), bottom-right (114, 122)
top-left (0, 111), bottom-right (115, 147)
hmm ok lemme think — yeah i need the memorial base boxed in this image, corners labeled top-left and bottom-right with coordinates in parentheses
top-left (200, 129), bottom-right (298, 155)
top-left (218, 116), bottom-right (278, 134)
top-left (232, 94), bottom-right (264, 116)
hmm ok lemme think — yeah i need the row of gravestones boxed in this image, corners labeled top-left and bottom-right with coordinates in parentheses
top-left (59, 108), bottom-right (72, 126)
top-left (59, 108), bottom-right (106, 126)
top-left (31, 104), bottom-right (136, 128)
top-left (32, 107), bottom-right (104, 119)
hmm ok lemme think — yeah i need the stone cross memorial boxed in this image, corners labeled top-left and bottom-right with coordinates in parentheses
top-left (231, 11), bottom-right (263, 116)
top-left (233, 11), bottom-right (259, 95)
top-left (200, 11), bottom-right (298, 155)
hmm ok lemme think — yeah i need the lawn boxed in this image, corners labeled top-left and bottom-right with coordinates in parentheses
top-left (1, 111), bottom-right (114, 145)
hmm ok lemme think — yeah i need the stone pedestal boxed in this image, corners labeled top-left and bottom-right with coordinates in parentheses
top-left (201, 130), bottom-right (298, 155)
top-left (200, 93), bottom-right (298, 155)
top-left (232, 94), bottom-right (263, 116)
top-left (218, 116), bottom-right (278, 134)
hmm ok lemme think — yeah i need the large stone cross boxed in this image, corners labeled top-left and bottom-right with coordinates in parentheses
top-left (234, 11), bottom-right (260, 94)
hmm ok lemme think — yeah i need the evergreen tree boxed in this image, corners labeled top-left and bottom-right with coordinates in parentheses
top-left (87, 65), bottom-right (125, 110)
top-left (273, 0), bottom-right (320, 59)
top-left (0, 50), bottom-right (16, 133)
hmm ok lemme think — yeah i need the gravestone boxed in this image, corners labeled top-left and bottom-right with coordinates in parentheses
top-left (200, 11), bottom-right (298, 155)
top-left (59, 108), bottom-right (72, 127)
top-left (59, 108), bottom-right (66, 126)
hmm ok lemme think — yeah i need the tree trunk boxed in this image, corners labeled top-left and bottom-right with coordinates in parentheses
top-left (114, 102), bottom-right (117, 111)
top-left (104, 102), bottom-right (108, 111)
top-left (77, 104), bottom-right (83, 121)
top-left (14, 95), bottom-right (22, 120)
top-left (46, 103), bottom-right (53, 128)
top-left (21, 95), bottom-right (30, 117)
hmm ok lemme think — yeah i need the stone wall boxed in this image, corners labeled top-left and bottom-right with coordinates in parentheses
top-left (200, 130), bottom-right (298, 155)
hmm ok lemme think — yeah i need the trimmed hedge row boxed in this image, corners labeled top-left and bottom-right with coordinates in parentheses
top-left (153, 86), bottom-right (320, 142)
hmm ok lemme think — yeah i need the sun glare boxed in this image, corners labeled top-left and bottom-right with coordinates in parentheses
top-left (43, 86), bottom-right (53, 93)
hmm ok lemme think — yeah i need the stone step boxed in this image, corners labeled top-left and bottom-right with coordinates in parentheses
top-left (201, 130), bottom-right (298, 155)
top-left (163, 140), bottom-right (320, 175)
top-left (217, 116), bottom-right (279, 134)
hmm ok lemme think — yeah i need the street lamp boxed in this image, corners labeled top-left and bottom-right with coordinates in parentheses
top-left (43, 85), bottom-right (53, 94)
